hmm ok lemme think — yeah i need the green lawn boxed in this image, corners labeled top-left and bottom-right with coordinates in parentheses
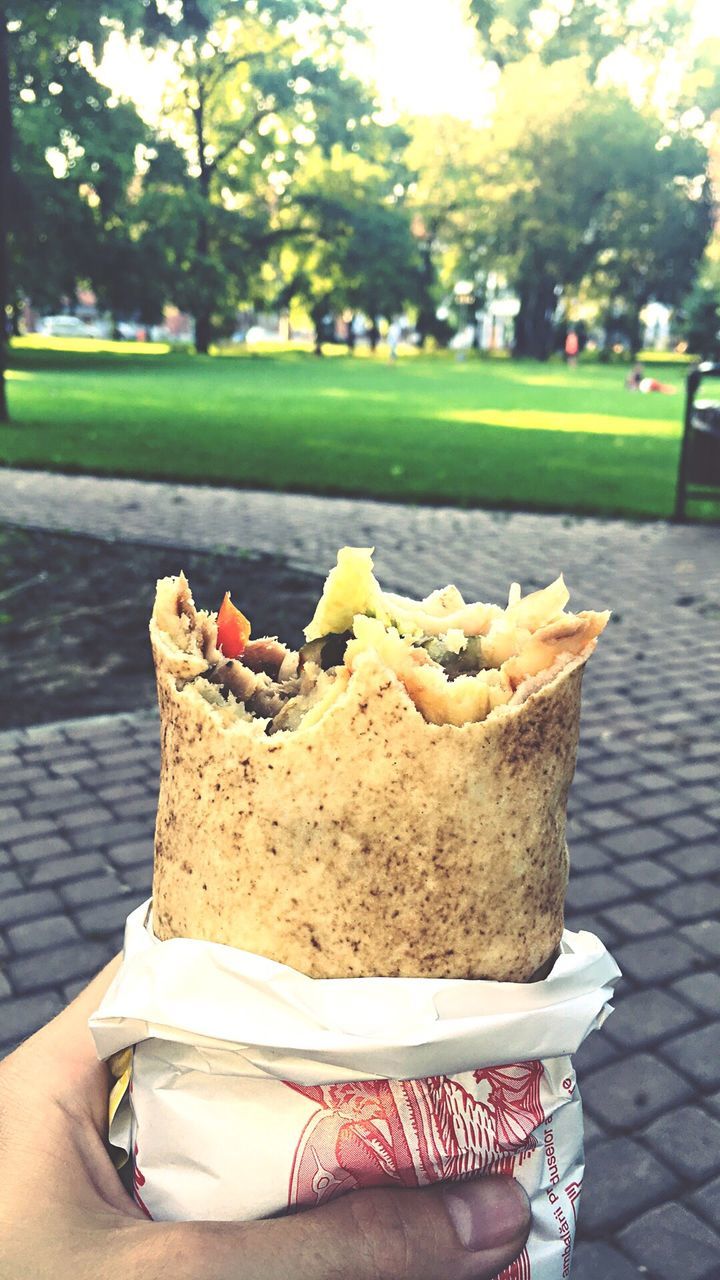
top-left (0, 336), bottom-right (700, 519)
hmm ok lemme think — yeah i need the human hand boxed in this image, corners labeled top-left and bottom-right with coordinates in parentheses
top-left (0, 960), bottom-right (530, 1280)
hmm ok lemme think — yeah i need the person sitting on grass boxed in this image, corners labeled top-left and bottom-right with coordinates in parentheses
top-left (625, 363), bottom-right (677, 394)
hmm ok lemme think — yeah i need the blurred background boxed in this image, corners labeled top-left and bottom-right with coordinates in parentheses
top-left (2, 1), bottom-right (720, 505)
top-left (1, 9), bottom-right (720, 1277)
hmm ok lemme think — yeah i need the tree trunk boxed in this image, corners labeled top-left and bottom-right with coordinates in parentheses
top-left (192, 86), bottom-right (213, 356)
top-left (513, 277), bottom-right (557, 360)
top-left (415, 237), bottom-right (436, 349)
top-left (627, 302), bottom-right (643, 359)
top-left (194, 305), bottom-right (212, 356)
top-left (311, 301), bottom-right (327, 356)
top-left (599, 301), bottom-right (615, 361)
top-left (0, 9), bottom-right (11, 422)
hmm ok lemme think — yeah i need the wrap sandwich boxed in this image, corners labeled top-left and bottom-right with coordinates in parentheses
top-left (150, 548), bottom-right (608, 982)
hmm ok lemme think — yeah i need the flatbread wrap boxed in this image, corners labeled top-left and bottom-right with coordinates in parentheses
top-left (150, 548), bottom-right (608, 981)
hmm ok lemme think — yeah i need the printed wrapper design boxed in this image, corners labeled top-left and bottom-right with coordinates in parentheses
top-left (90, 902), bottom-right (620, 1280)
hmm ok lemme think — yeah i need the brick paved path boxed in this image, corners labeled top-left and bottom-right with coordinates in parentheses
top-left (1, 468), bottom-right (719, 1278)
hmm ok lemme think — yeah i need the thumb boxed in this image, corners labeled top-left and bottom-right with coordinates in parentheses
top-left (146, 1176), bottom-right (531, 1280)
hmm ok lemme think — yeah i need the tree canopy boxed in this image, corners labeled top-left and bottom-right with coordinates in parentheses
top-left (1, 0), bottom-right (170, 415)
top-left (468, 0), bottom-right (692, 75)
top-left (275, 144), bottom-right (418, 350)
top-left (126, 0), bottom-right (380, 350)
top-left (397, 54), bottom-right (712, 360)
top-left (473, 56), bottom-right (712, 356)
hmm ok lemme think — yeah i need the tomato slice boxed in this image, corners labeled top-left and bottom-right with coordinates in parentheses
top-left (217, 592), bottom-right (251, 658)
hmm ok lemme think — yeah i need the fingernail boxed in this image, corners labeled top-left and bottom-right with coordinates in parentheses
top-left (442, 1177), bottom-right (531, 1253)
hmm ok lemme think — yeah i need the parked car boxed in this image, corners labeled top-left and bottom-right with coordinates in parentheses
top-left (39, 315), bottom-right (100, 338)
top-left (149, 324), bottom-right (191, 343)
top-left (115, 321), bottom-right (142, 341)
top-left (244, 325), bottom-right (285, 345)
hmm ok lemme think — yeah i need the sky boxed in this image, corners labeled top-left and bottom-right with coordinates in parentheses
top-left (98, 0), bottom-right (720, 126)
top-left (344, 0), bottom-right (493, 124)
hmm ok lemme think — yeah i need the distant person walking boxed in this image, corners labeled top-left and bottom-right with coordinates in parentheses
top-left (564, 329), bottom-right (579, 367)
top-left (387, 319), bottom-right (402, 361)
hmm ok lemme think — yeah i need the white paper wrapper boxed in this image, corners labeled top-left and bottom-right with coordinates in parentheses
top-left (91, 901), bottom-right (619, 1280)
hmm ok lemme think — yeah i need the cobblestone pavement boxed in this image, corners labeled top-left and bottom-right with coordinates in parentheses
top-left (1, 468), bottom-right (719, 1278)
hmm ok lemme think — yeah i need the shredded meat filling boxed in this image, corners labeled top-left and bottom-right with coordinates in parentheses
top-left (241, 638), bottom-right (292, 678)
top-left (183, 568), bottom-right (607, 733)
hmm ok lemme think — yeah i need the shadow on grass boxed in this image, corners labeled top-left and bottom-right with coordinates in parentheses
top-left (8, 346), bottom-right (182, 375)
top-left (8, 344), bottom-right (350, 375)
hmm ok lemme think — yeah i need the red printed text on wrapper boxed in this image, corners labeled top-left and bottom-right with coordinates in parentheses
top-left (285, 1061), bottom-right (545, 1280)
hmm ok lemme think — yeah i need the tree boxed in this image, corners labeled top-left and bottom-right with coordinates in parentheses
top-left (676, 37), bottom-right (720, 126)
top-left (275, 145), bottom-right (419, 352)
top-left (468, 0), bottom-right (690, 76)
top-left (586, 131), bottom-right (712, 356)
top-left (403, 115), bottom-right (487, 346)
top-left (682, 249), bottom-right (720, 360)
top-left (142, 0), bottom-right (376, 352)
top-left (9, 102), bottom-right (92, 325)
top-left (477, 58), bottom-right (607, 357)
top-left (475, 57), bottom-right (712, 358)
top-left (9, 60), bottom-right (165, 327)
top-left (2, 1), bottom-right (165, 420)
top-left (75, 118), bottom-right (191, 333)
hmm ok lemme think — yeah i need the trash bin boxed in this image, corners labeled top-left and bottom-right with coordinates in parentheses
top-left (674, 362), bottom-right (720, 520)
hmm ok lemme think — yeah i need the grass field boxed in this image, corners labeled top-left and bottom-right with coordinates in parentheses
top-left (0, 336), bottom-right (702, 519)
